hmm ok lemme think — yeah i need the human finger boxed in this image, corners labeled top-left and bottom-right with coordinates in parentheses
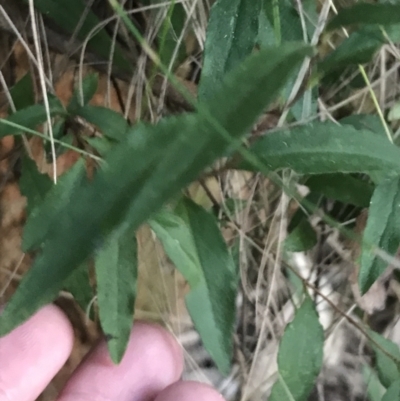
top-left (0, 304), bottom-right (74, 401)
top-left (155, 381), bottom-right (226, 401)
top-left (57, 321), bottom-right (183, 401)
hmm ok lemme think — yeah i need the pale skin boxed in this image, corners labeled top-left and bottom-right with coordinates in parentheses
top-left (0, 305), bottom-right (225, 401)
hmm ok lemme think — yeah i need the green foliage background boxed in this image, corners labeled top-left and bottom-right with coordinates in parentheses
top-left (2, 1), bottom-right (400, 399)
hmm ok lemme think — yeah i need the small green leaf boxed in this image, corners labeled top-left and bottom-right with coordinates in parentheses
top-left (51, 119), bottom-right (68, 140)
top-left (319, 27), bottom-right (383, 75)
top-left (22, 159), bottom-right (86, 252)
top-left (242, 122), bottom-right (400, 175)
top-left (284, 219), bottom-right (317, 252)
top-left (359, 176), bottom-right (400, 294)
top-left (363, 363), bottom-right (386, 401)
top-left (9, 74), bottom-right (34, 111)
top-left (150, 198), bottom-right (237, 374)
top-left (0, 98), bottom-right (66, 138)
top-left (384, 24), bottom-right (400, 44)
top-left (340, 114), bottom-right (387, 135)
top-left (262, 0), bottom-right (305, 44)
top-left (339, 115), bottom-right (392, 184)
top-left (382, 381), bottom-right (400, 401)
top-left (199, 0), bottom-right (261, 102)
top-left (68, 73), bottom-right (99, 112)
top-left (149, 210), bottom-right (202, 286)
top-left (19, 156), bottom-right (53, 216)
top-left (63, 262), bottom-right (94, 319)
top-left (259, 0), bottom-right (317, 121)
top-left (369, 330), bottom-right (400, 389)
top-left (306, 174), bottom-right (373, 208)
top-left (258, 0), bottom-right (317, 48)
top-left (43, 119), bottom-right (70, 162)
top-left (269, 296), bottom-right (324, 401)
top-left (327, 3), bottom-right (400, 30)
top-left (389, 103), bottom-right (400, 122)
top-left (85, 136), bottom-right (114, 156)
top-left (157, 3), bottom-right (187, 69)
top-left (0, 43), bottom-right (312, 337)
top-left (74, 105), bottom-right (129, 141)
top-left (95, 227), bottom-right (137, 363)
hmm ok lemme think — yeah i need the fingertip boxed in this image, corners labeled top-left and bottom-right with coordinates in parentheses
top-left (58, 321), bottom-right (184, 401)
top-left (0, 304), bottom-right (74, 401)
top-left (155, 381), bottom-right (226, 401)
top-left (133, 321), bottom-right (184, 376)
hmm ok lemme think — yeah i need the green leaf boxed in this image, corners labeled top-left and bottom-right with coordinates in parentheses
top-left (384, 24), bottom-right (400, 44)
top-left (284, 219), bottom-right (317, 252)
top-left (19, 156), bottom-right (53, 216)
top-left (95, 227), bottom-right (137, 363)
top-left (340, 114), bottom-right (387, 135)
top-left (74, 105), bottom-right (129, 141)
top-left (22, 159), bottom-right (86, 252)
top-left (306, 174), bottom-right (373, 208)
top-left (149, 210), bottom-right (202, 286)
top-left (259, 0), bottom-right (316, 46)
top-left (242, 122), bottom-right (400, 175)
top-left (157, 3), bottom-right (187, 69)
top-left (359, 176), bottom-right (400, 294)
top-left (319, 27), bottom-right (383, 75)
top-left (63, 262), bottom-right (94, 319)
top-left (382, 381), bottom-right (400, 401)
top-left (363, 363), bottom-right (386, 401)
top-left (260, 0), bottom-right (317, 121)
top-left (389, 102), bottom-right (400, 122)
top-left (327, 3), bottom-right (400, 31)
top-left (22, 0), bottom-right (130, 73)
top-left (257, 5), bottom-right (275, 48)
top-left (9, 73), bottom-right (34, 111)
top-left (150, 198), bottom-right (237, 374)
top-left (199, 0), bottom-right (261, 102)
top-left (369, 330), bottom-right (400, 389)
top-left (267, 0), bottom-right (301, 42)
top-left (269, 296), bottom-right (324, 401)
top-left (0, 43), bottom-right (311, 336)
top-left (85, 136), bottom-right (114, 156)
top-left (68, 73), bottom-right (99, 112)
top-left (339, 115), bottom-right (392, 184)
top-left (0, 97), bottom-right (66, 138)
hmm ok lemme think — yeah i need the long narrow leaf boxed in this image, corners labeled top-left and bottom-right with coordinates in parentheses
top-left (319, 27), bottom-right (384, 75)
top-left (0, 98), bottom-right (66, 139)
top-left (306, 174), bottom-right (373, 208)
top-left (359, 177), bottom-right (400, 294)
top-left (269, 296), bottom-right (324, 401)
top-left (95, 227), bottom-right (138, 363)
top-left (74, 105), bottom-right (129, 141)
top-left (242, 122), bottom-right (400, 175)
top-left (63, 262), bottom-right (94, 319)
top-left (327, 3), bottom-right (400, 30)
top-left (19, 156), bottom-right (53, 216)
top-left (382, 381), bottom-right (400, 401)
top-left (150, 199), bottom-right (237, 374)
top-left (199, 0), bottom-right (261, 102)
top-left (22, 159), bottom-right (87, 252)
top-left (0, 43), bottom-right (312, 336)
top-left (368, 330), bottom-right (400, 389)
